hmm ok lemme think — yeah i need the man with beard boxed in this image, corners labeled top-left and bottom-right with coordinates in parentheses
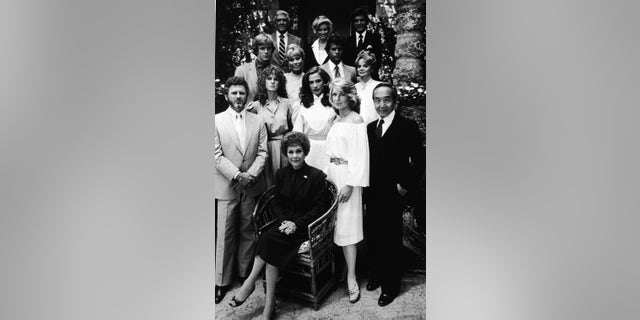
top-left (214, 76), bottom-right (268, 304)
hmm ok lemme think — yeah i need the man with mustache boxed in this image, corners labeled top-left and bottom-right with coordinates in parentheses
top-left (214, 76), bottom-right (268, 304)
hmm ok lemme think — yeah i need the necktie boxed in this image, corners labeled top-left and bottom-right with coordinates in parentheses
top-left (235, 113), bottom-right (246, 151)
top-left (357, 33), bottom-right (363, 49)
top-left (376, 119), bottom-right (384, 138)
top-left (334, 65), bottom-right (341, 79)
top-left (278, 34), bottom-right (286, 62)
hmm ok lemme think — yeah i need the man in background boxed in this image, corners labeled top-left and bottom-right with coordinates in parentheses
top-left (270, 10), bottom-right (301, 72)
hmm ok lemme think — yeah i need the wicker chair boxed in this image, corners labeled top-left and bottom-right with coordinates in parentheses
top-left (252, 179), bottom-right (339, 310)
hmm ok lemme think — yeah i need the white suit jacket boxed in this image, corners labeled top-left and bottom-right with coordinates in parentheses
top-left (214, 108), bottom-right (268, 199)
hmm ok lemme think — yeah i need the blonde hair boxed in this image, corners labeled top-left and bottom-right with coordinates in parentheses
top-left (329, 78), bottom-right (360, 114)
top-left (312, 15), bottom-right (333, 34)
top-left (286, 43), bottom-right (305, 60)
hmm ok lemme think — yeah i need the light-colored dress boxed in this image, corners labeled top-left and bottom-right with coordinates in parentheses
top-left (284, 72), bottom-right (303, 123)
top-left (325, 121), bottom-right (370, 246)
top-left (255, 97), bottom-right (293, 187)
top-left (355, 78), bottom-right (382, 125)
top-left (292, 95), bottom-right (335, 170)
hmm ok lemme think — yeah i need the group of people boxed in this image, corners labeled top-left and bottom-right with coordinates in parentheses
top-left (214, 8), bottom-right (424, 320)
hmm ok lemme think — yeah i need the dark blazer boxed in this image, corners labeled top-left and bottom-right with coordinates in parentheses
top-left (366, 114), bottom-right (424, 200)
top-left (272, 162), bottom-right (330, 230)
top-left (303, 43), bottom-right (329, 71)
top-left (343, 30), bottom-right (383, 67)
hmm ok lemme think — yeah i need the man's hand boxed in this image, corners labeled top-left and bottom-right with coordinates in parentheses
top-left (236, 172), bottom-right (256, 189)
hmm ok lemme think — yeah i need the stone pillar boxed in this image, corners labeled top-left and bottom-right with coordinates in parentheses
top-left (392, 0), bottom-right (425, 86)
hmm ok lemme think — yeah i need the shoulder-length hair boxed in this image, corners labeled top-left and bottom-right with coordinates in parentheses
top-left (252, 33), bottom-right (275, 55)
top-left (329, 78), bottom-right (360, 114)
top-left (256, 66), bottom-right (288, 105)
top-left (299, 66), bottom-right (331, 108)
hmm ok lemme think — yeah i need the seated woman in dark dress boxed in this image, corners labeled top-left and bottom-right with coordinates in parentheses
top-left (228, 131), bottom-right (330, 320)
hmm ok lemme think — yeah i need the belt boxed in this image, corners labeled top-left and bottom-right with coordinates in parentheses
top-left (329, 157), bottom-right (348, 165)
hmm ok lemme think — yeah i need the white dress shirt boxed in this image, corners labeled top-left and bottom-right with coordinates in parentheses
top-left (327, 60), bottom-right (345, 80)
top-left (227, 107), bottom-right (247, 151)
top-left (311, 39), bottom-right (328, 66)
top-left (277, 32), bottom-right (289, 53)
top-left (376, 109), bottom-right (395, 137)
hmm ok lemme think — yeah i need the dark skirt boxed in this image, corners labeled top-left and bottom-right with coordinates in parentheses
top-left (256, 222), bottom-right (308, 269)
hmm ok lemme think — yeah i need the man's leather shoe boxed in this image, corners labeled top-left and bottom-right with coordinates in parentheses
top-left (215, 286), bottom-right (228, 304)
top-left (378, 292), bottom-right (396, 307)
top-left (366, 279), bottom-right (381, 291)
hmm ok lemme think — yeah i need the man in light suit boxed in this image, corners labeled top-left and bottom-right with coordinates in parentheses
top-left (320, 34), bottom-right (357, 83)
top-left (270, 10), bottom-right (301, 72)
top-left (234, 33), bottom-right (278, 103)
top-left (364, 83), bottom-right (424, 307)
top-left (343, 7), bottom-right (382, 68)
top-left (214, 76), bottom-right (268, 304)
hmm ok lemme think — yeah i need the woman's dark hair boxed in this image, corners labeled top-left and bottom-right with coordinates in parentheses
top-left (299, 66), bottom-right (331, 108)
top-left (281, 131), bottom-right (311, 156)
top-left (256, 66), bottom-right (288, 105)
top-left (329, 78), bottom-right (360, 114)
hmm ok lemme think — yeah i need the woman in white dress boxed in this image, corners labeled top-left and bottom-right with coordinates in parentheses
top-left (292, 66), bottom-right (335, 170)
top-left (325, 78), bottom-right (369, 303)
top-left (283, 44), bottom-right (305, 124)
top-left (248, 65), bottom-right (293, 188)
top-left (304, 15), bottom-right (332, 69)
top-left (354, 50), bottom-right (382, 125)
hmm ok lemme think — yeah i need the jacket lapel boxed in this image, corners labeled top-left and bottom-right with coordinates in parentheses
top-left (220, 111), bottom-right (244, 154)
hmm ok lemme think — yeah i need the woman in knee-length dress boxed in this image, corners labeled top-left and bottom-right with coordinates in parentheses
top-left (228, 132), bottom-right (330, 320)
top-left (249, 65), bottom-right (293, 188)
top-left (292, 66), bottom-right (335, 170)
top-left (325, 78), bottom-right (369, 304)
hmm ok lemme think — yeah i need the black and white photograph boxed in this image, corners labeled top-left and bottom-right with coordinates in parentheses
top-left (214, 0), bottom-right (427, 318)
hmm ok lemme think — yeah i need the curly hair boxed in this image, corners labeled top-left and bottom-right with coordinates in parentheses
top-left (280, 131), bottom-right (311, 156)
top-left (286, 43), bottom-right (305, 61)
top-left (224, 76), bottom-right (249, 95)
top-left (299, 66), bottom-right (331, 108)
top-left (256, 66), bottom-right (288, 105)
top-left (329, 78), bottom-right (360, 114)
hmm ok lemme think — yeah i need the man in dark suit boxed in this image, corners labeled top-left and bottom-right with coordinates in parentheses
top-left (270, 10), bottom-right (302, 72)
top-left (343, 8), bottom-right (383, 68)
top-left (364, 83), bottom-right (424, 307)
top-left (320, 34), bottom-right (357, 83)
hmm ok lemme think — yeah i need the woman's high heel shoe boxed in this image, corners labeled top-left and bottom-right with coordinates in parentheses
top-left (228, 284), bottom-right (255, 307)
top-left (347, 281), bottom-right (361, 303)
